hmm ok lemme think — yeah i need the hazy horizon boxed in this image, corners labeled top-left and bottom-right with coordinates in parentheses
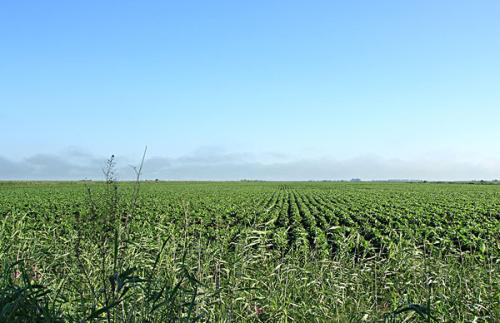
top-left (1, 1), bottom-right (499, 180)
top-left (1, 147), bottom-right (499, 181)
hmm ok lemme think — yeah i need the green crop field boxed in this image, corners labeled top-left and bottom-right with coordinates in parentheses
top-left (0, 180), bottom-right (499, 321)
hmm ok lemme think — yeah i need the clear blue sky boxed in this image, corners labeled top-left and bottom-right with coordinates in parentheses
top-left (1, 1), bottom-right (499, 180)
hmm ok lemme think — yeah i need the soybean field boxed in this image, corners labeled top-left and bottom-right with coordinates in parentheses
top-left (0, 181), bottom-right (499, 321)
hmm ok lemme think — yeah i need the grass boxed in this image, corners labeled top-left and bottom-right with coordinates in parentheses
top-left (0, 164), bottom-right (498, 321)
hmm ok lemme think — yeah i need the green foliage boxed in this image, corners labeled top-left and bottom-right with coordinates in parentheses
top-left (0, 181), bottom-right (498, 321)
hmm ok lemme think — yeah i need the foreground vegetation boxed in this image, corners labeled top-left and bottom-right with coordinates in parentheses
top-left (0, 177), bottom-right (498, 321)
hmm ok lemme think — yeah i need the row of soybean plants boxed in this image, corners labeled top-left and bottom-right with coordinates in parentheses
top-left (308, 187), bottom-right (499, 257)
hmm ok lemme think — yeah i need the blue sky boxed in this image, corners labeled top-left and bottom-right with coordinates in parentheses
top-left (1, 1), bottom-right (499, 180)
